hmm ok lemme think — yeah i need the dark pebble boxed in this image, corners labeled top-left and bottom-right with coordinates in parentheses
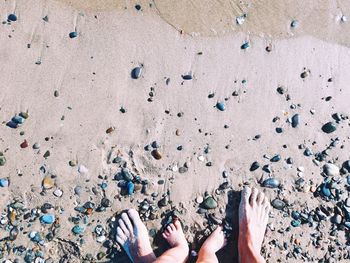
top-left (182, 74), bottom-right (192, 80)
top-left (250, 161), bottom-right (260, 171)
top-left (131, 67), bottom-right (142, 79)
top-left (291, 114), bottom-right (300, 128)
top-left (271, 199), bottom-right (286, 210)
top-left (69, 31), bottom-right (78, 38)
top-left (270, 154), bottom-right (281, 162)
top-left (216, 102), bottom-right (225, 111)
top-left (8, 14), bottom-right (17, 21)
top-left (262, 178), bottom-right (280, 188)
top-left (322, 122), bottom-right (337, 133)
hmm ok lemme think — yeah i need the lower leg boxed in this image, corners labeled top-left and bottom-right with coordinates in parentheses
top-left (238, 187), bottom-right (270, 263)
top-left (154, 219), bottom-right (189, 263)
top-left (196, 226), bottom-right (226, 263)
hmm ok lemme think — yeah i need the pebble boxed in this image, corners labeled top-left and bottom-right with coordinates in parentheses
top-left (32, 143), bottom-right (40, 149)
top-left (151, 149), bottom-right (162, 160)
top-left (40, 214), bottom-right (55, 224)
top-left (72, 225), bottom-right (84, 235)
top-left (322, 122), bottom-right (337, 133)
top-left (178, 166), bottom-right (188, 173)
top-left (0, 154), bottom-right (6, 166)
top-left (106, 127), bottom-right (115, 134)
top-left (8, 14), bottom-right (17, 21)
top-left (78, 164), bottom-right (89, 175)
top-left (270, 154), bottom-right (281, 162)
top-left (321, 183), bottom-right (331, 197)
top-left (236, 15), bottom-right (246, 25)
top-left (69, 31), bottom-right (78, 38)
top-left (262, 178), bottom-right (280, 188)
top-left (323, 163), bottom-right (339, 176)
top-left (216, 102), bottom-right (226, 111)
top-left (182, 74), bottom-right (193, 80)
top-left (291, 114), bottom-right (300, 128)
top-left (131, 66), bottom-right (142, 79)
top-left (12, 116), bottom-right (25, 124)
top-left (20, 140), bottom-right (28, 148)
top-left (126, 181), bottom-right (134, 196)
top-left (202, 196), bottom-right (217, 209)
top-left (300, 69), bottom-right (310, 78)
top-left (290, 20), bottom-right (299, 28)
top-left (196, 196), bottom-right (204, 204)
top-left (74, 186), bottom-right (83, 195)
top-left (0, 178), bottom-right (9, 187)
top-left (42, 177), bottom-right (55, 189)
top-left (53, 188), bottom-right (63, 197)
top-left (271, 199), bottom-right (286, 210)
top-left (249, 161), bottom-right (260, 172)
top-left (241, 42), bottom-right (250, 49)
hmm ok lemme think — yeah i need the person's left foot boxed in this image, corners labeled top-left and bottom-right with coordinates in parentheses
top-left (162, 219), bottom-right (189, 253)
top-left (200, 226), bottom-right (227, 254)
top-left (116, 209), bottom-right (156, 263)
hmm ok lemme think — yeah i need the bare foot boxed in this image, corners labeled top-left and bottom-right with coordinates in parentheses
top-left (238, 187), bottom-right (269, 263)
top-left (162, 220), bottom-right (188, 250)
top-left (201, 226), bottom-right (227, 253)
top-left (116, 209), bottom-right (156, 263)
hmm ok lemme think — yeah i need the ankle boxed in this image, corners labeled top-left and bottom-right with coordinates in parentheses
top-left (238, 241), bottom-right (264, 263)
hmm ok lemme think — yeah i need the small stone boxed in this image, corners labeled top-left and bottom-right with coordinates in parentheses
top-left (290, 20), bottom-right (299, 28)
top-left (53, 188), bottom-right (63, 197)
top-left (271, 199), bottom-right (286, 210)
top-left (276, 127), bottom-right (283, 134)
top-left (8, 14), bottom-right (17, 21)
top-left (69, 160), bottom-right (77, 167)
top-left (74, 186), bottom-right (82, 195)
top-left (277, 86), bottom-right (286, 94)
top-left (0, 178), bottom-right (9, 187)
top-left (323, 163), bottom-right (339, 177)
top-left (182, 74), bottom-right (192, 80)
top-left (216, 102), bottom-right (226, 111)
top-left (291, 114), bottom-right (300, 128)
top-left (250, 161), bottom-right (260, 171)
top-left (262, 178), bottom-right (280, 188)
top-left (178, 166), bottom-right (188, 173)
top-left (43, 150), bottom-right (50, 158)
top-left (151, 149), bottom-right (162, 160)
top-left (20, 140), bottom-right (28, 148)
top-left (19, 112), bottom-right (29, 119)
top-left (40, 214), bottom-right (55, 224)
top-left (106, 127), bottom-right (115, 134)
top-left (54, 90), bottom-right (59, 97)
top-left (300, 69), bottom-right (310, 78)
top-left (72, 225), bottom-right (84, 235)
top-left (126, 181), bottom-right (134, 196)
top-left (321, 183), bottom-right (331, 197)
top-left (322, 122), bottom-right (337, 133)
top-left (196, 196), bottom-right (204, 203)
top-left (236, 15), bottom-right (246, 25)
top-left (202, 196), bottom-right (217, 209)
top-left (12, 115), bottom-right (25, 124)
top-left (69, 31), bottom-right (78, 38)
top-left (0, 156), bottom-right (6, 166)
top-left (42, 177), bottom-right (55, 189)
top-left (331, 214), bottom-right (342, 225)
top-left (151, 141), bottom-right (160, 148)
top-left (131, 67), bottom-right (142, 79)
top-left (270, 154), bottom-right (281, 162)
top-left (241, 42), bottom-right (250, 49)
top-left (78, 165), bottom-right (89, 175)
top-left (32, 143), bottom-right (40, 149)
top-left (291, 219), bottom-right (301, 227)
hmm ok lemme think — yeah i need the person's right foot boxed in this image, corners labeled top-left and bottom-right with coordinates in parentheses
top-left (238, 187), bottom-right (270, 263)
top-left (115, 209), bottom-right (156, 263)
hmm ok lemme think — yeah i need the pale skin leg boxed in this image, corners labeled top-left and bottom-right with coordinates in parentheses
top-left (154, 219), bottom-right (189, 263)
top-left (115, 209), bottom-right (156, 263)
top-left (238, 187), bottom-right (270, 263)
top-left (196, 226), bottom-right (227, 263)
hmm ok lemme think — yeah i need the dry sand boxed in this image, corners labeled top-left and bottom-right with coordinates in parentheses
top-left (1, 0), bottom-right (350, 262)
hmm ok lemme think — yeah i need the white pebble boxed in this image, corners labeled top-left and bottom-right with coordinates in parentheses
top-left (196, 196), bottom-right (204, 203)
top-left (53, 188), bottom-right (63, 197)
top-left (197, 155), bottom-right (205, 162)
top-left (78, 164), bottom-right (88, 175)
top-left (297, 166), bottom-right (305, 172)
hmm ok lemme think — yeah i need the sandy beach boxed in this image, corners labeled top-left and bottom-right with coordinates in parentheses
top-left (1, 0), bottom-right (350, 262)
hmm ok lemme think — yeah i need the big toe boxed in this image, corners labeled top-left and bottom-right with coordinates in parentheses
top-left (241, 186), bottom-right (252, 204)
top-left (173, 220), bottom-right (182, 231)
top-left (128, 208), bottom-right (142, 226)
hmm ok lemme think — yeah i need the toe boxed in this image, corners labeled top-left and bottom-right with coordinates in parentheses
top-left (128, 209), bottom-right (143, 226)
top-left (169, 223), bottom-right (176, 232)
top-left (250, 187), bottom-right (258, 205)
top-left (241, 186), bottom-right (252, 204)
top-left (173, 220), bottom-right (182, 230)
top-left (256, 191), bottom-right (265, 205)
top-left (121, 212), bottom-right (134, 234)
top-left (162, 233), bottom-right (168, 239)
top-left (116, 226), bottom-right (127, 243)
top-left (166, 225), bottom-right (172, 233)
top-left (118, 219), bottom-right (130, 236)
